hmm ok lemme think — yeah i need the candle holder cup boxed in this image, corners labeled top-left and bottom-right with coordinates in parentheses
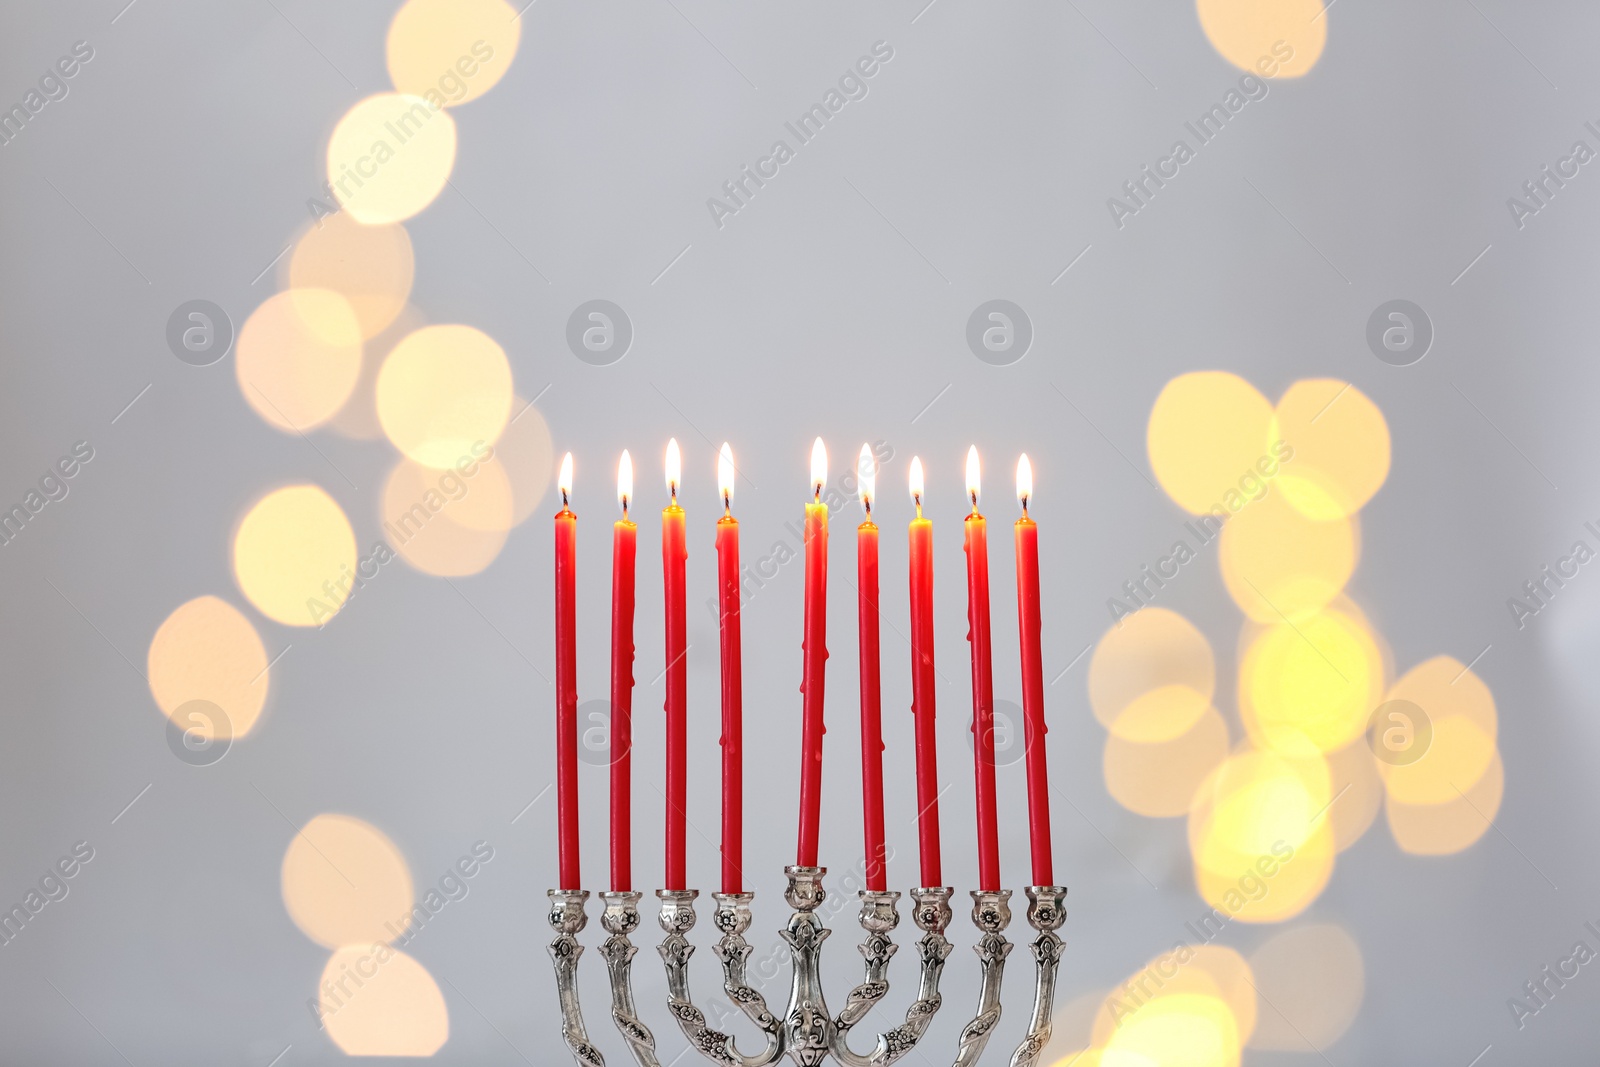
top-left (547, 869), bottom-right (1067, 1066)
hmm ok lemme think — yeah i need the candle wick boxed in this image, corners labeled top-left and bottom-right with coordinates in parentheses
top-left (814, 482), bottom-right (822, 504)
top-left (863, 496), bottom-right (872, 517)
top-left (723, 490), bottom-right (730, 516)
top-left (970, 489), bottom-right (979, 513)
top-left (1021, 493), bottom-right (1029, 517)
top-left (621, 494), bottom-right (629, 518)
top-left (561, 487), bottom-right (569, 508)
top-left (670, 482), bottom-right (677, 505)
top-left (913, 492), bottom-right (922, 518)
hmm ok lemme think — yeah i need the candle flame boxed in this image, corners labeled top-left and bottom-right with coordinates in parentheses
top-left (966, 445), bottom-right (981, 512)
top-left (1017, 453), bottom-right (1032, 515)
top-left (857, 444), bottom-right (875, 515)
top-left (665, 438), bottom-right (681, 501)
top-left (618, 450), bottom-right (633, 515)
top-left (811, 437), bottom-right (827, 502)
top-left (558, 452), bottom-right (573, 507)
top-left (718, 442), bottom-right (735, 513)
top-left (909, 456), bottom-right (924, 513)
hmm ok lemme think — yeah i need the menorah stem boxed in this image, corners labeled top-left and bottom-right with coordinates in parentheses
top-left (600, 891), bottom-right (661, 1067)
top-left (780, 865), bottom-right (835, 1066)
top-left (1007, 886), bottom-right (1068, 1067)
top-left (549, 889), bottom-right (607, 1067)
top-left (950, 890), bottom-right (1013, 1067)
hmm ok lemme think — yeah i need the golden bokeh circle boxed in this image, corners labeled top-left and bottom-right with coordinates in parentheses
top-left (1104, 706), bottom-right (1231, 818)
top-left (377, 324), bottom-right (514, 469)
top-left (1220, 490), bottom-right (1357, 623)
top-left (1246, 924), bottom-right (1364, 1050)
top-left (1189, 746), bottom-right (1336, 923)
top-left (382, 456), bottom-right (513, 576)
top-left (1088, 607), bottom-right (1215, 743)
top-left (326, 93), bottom-right (457, 225)
top-left (236, 289), bottom-right (363, 433)
top-left (1196, 0), bottom-right (1327, 79)
top-left (1377, 655), bottom-right (1498, 804)
top-left (319, 945), bottom-right (449, 1056)
top-left (1273, 379), bottom-right (1391, 521)
top-left (234, 486), bottom-right (358, 627)
top-left (288, 214), bottom-right (415, 340)
top-left (147, 596), bottom-right (270, 739)
top-left (1239, 602), bottom-right (1385, 754)
top-left (1148, 371), bottom-right (1277, 516)
top-left (1102, 991), bottom-right (1242, 1067)
top-left (387, 0), bottom-right (521, 107)
top-left (282, 814), bottom-right (414, 949)
top-left (1387, 750), bottom-right (1504, 855)
top-left (1187, 944), bottom-right (1258, 1047)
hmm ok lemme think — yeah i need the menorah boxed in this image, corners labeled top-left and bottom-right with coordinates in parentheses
top-left (547, 867), bottom-right (1067, 1067)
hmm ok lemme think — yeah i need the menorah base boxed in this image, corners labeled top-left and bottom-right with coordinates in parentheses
top-left (549, 869), bottom-right (1067, 1067)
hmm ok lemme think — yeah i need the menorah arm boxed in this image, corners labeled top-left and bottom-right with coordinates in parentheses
top-left (549, 890), bottom-right (607, 1067)
top-left (831, 887), bottom-right (953, 1067)
top-left (598, 891), bottom-right (661, 1067)
top-left (949, 890), bottom-right (1014, 1067)
top-left (657, 889), bottom-right (783, 1067)
top-left (1007, 887), bottom-right (1068, 1067)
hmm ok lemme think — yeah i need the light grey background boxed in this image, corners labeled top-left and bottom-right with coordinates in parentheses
top-left (2, 0), bottom-right (1598, 1063)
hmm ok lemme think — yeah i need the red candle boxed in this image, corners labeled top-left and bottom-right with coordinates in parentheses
top-left (663, 439), bottom-right (688, 891)
top-left (855, 445), bottom-right (887, 891)
top-left (1014, 454), bottom-right (1053, 887)
top-left (554, 452), bottom-right (580, 890)
top-left (610, 451), bottom-right (637, 893)
top-left (964, 446), bottom-right (1001, 893)
top-left (907, 457), bottom-right (942, 889)
top-left (796, 438), bottom-right (829, 868)
top-left (715, 443), bottom-right (744, 894)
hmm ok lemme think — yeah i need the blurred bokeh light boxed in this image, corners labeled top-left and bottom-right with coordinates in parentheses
top-left (1103, 705), bottom-right (1230, 818)
top-left (1189, 746), bottom-right (1336, 923)
top-left (326, 93), bottom-right (458, 225)
top-left (1147, 371), bottom-right (1274, 517)
top-left (1089, 607), bottom-right (1215, 743)
top-left (381, 456), bottom-right (513, 576)
top-left (1238, 599), bottom-right (1385, 754)
top-left (377, 324), bottom-right (514, 469)
top-left (1195, 0), bottom-right (1327, 78)
top-left (1377, 655), bottom-right (1499, 805)
top-left (282, 814), bottom-right (415, 949)
top-left (236, 289), bottom-right (363, 433)
top-left (1219, 490), bottom-right (1357, 623)
top-left (1272, 379), bottom-right (1391, 521)
top-left (287, 214), bottom-right (415, 340)
top-left (147, 595), bottom-right (270, 738)
top-left (386, 0), bottom-right (521, 107)
top-left (233, 485), bottom-right (358, 627)
top-left (1246, 924), bottom-right (1364, 1050)
top-left (318, 945), bottom-right (449, 1057)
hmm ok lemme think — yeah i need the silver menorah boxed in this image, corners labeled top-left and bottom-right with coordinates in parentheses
top-left (547, 866), bottom-right (1067, 1067)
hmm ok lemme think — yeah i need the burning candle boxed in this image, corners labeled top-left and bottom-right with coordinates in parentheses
top-left (554, 452), bottom-right (580, 890)
top-left (715, 443), bottom-right (744, 894)
top-left (1014, 454), bottom-right (1053, 887)
top-left (663, 439), bottom-right (688, 891)
top-left (797, 437), bottom-right (829, 868)
top-left (964, 446), bottom-right (1001, 893)
top-left (856, 445), bottom-right (887, 891)
top-left (907, 457), bottom-right (942, 889)
top-left (610, 451), bottom-right (637, 893)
